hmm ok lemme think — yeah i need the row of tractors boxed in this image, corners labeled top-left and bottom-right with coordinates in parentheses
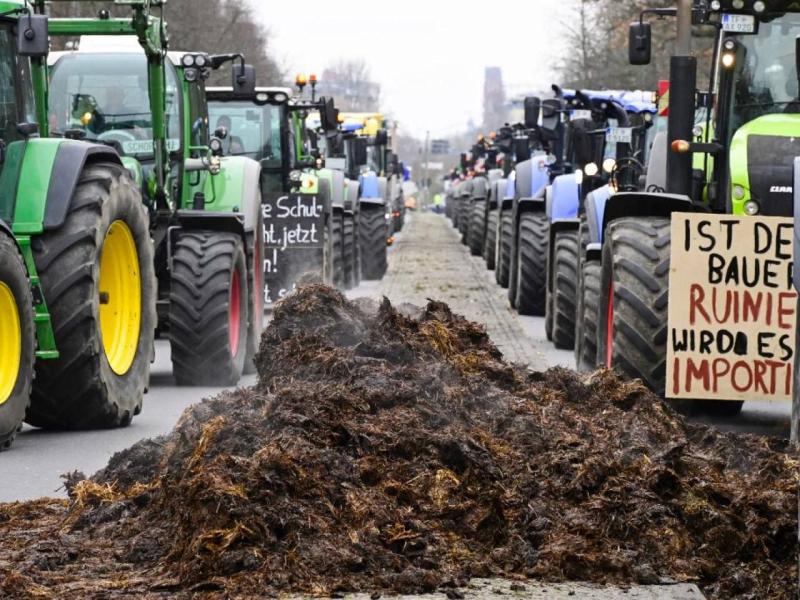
top-left (0, 0), bottom-right (404, 450)
top-left (446, 0), bottom-right (799, 421)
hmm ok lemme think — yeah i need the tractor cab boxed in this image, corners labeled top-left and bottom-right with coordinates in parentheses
top-left (718, 10), bottom-right (800, 217)
top-left (207, 86), bottom-right (292, 194)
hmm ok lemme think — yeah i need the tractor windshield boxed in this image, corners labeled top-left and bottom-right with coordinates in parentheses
top-left (48, 53), bottom-right (181, 158)
top-left (729, 12), bottom-right (800, 130)
top-left (207, 100), bottom-right (283, 168)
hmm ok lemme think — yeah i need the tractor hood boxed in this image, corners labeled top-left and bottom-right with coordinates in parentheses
top-left (729, 113), bottom-right (800, 217)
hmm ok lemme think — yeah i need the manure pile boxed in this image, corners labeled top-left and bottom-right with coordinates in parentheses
top-left (0, 285), bottom-right (796, 599)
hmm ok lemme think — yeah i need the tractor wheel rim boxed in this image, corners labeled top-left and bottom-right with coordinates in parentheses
top-left (229, 267), bottom-right (241, 356)
top-left (0, 282), bottom-right (22, 405)
top-left (99, 220), bottom-right (141, 376)
top-left (605, 281), bottom-right (614, 368)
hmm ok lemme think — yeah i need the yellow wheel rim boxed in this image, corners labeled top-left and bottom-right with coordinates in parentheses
top-left (99, 221), bottom-right (141, 375)
top-left (0, 282), bottom-right (21, 405)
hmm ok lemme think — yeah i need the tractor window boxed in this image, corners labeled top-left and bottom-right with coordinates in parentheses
top-left (729, 13), bottom-right (800, 131)
top-left (186, 80), bottom-right (208, 155)
top-left (207, 100), bottom-right (283, 168)
top-left (0, 25), bottom-right (33, 144)
top-left (48, 53), bottom-right (181, 158)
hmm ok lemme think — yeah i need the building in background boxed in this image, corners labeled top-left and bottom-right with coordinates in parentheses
top-left (482, 67), bottom-right (507, 132)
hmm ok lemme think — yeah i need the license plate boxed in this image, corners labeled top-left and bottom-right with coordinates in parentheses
top-left (721, 14), bottom-right (756, 34)
top-left (607, 127), bottom-right (633, 144)
top-left (570, 109), bottom-right (592, 122)
top-left (121, 138), bottom-right (180, 154)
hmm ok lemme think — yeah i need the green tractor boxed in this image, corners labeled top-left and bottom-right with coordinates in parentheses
top-left (206, 78), bottom-right (346, 303)
top-left (596, 0), bottom-right (800, 412)
top-left (0, 1), bottom-right (156, 449)
top-left (44, 0), bottom-right (264, 385)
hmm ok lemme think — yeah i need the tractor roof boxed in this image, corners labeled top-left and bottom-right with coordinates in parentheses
top-left (0, 1), bottom-right (26, 13)
top-left (47, 35), bottom-right (205, 68)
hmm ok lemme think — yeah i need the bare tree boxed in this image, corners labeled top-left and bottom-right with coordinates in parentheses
top-left (556, 0), bottom-right (713, 92)
top-left (319, 59), bottom-right (381, 112)
top-left (43, 0), bottom-right (283, 83)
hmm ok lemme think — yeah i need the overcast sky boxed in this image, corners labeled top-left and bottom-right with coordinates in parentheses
top-left (248, 0), bottom-right (573, 139)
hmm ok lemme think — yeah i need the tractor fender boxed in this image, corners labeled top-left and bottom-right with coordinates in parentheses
top-left (359, 172), bottom-right (381, 200)
top-left (205, 156), bottom-right (262, 234)
top-left (547, 217), bottom-right (580, 292)
top-left (471, 176), bottom-right (489, 201)
top-left (43, 140), bottom-right (123, 231)
top-left (583, 185), bottom-right (613, 261)
top-left (344, 178), bottom-right (359, 212)
top-left (504, 176), bottom-right (516, 202)
top-left (328, 169), bottom-right (347, 208)
top-left (601, 191), bottom-right (694, 235)
top-left (549, 173), bottom-right (580, 223)
top-left (515, 156), bottom-right (549, 201)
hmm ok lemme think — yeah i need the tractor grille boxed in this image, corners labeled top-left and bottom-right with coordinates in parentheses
top-left (746, 134), bottom-right (800, 217)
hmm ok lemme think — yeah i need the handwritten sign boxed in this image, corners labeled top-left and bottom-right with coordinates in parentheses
top-left (667, 213), bottom-right (796, 401)
top-left (262, 193), bottom-right (326, 305)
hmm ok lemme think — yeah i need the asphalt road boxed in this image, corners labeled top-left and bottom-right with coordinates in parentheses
top-left (0, 210), bottom-right (790, 503)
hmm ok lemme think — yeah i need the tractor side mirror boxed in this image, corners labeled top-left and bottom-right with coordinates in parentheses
top-left (232, 63), bottom-right (256, 97)
top-left (319, 97), bottom-right (337, 132)
top-left (629, 22), bottom-right (652, 65)
top-left (524, 97), bottom-right (541, 129)
top-left (16, 14), bottom-right (48, 58)
top-left (375, 128), bottom-right (388, 146)
top-left (353, 137), bottom-right (368, 167)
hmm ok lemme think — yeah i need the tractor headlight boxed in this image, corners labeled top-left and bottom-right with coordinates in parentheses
top-left (733, 184), bottom-right (746, 200)
top-left (603, 158), bottom-right (616, 174)
top-left (194, 54), bottom-right (207, 68)
top-left (753, 1), bottom-right (766, 13)
top-left (273, 92), bottom-right (288, 103)
top-left (289, 170), bottom-right (303, 183)
top-left (584, 162), bottom-right (599, 177)
top-left (744, 200), bottom-right (760, 216)
top-left (209, 137), bottom-right (224, 155)
top-left (721, 52), bottom-right (736, 69)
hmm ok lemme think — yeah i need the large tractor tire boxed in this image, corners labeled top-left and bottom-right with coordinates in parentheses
top-left (548, 229), bottom-right (579, 349)
top-left (451, 199), bottom-right (460, 228)
top-left (597, 217), bottom-right (671, 395)
top-left (170, 231), bottom-right (249, 386)
top-left (484, 210), bottom-right (498, 270)
top-left (243, 211), bottom-right (265, 376)
top-left (331, 211), bottom-right (344, 288)
top-left (467, 201), bottom-right (486, 256)
top-left (343, 213), bottom-right (356, 289)
top-left (458, 201), bottom-right (471, 244)
top-left (0, 235), bottom-right (35, 450)
top-left (28, 163), bottom-right (155, 429)
top-left (514, 212), bottom-right (548, 316)
top-left (360, 207), bottom-right (387, 280)
top-left (575, 259), bottom-right (601, 373)
top-left (496, 211), bottom-right (513, 287)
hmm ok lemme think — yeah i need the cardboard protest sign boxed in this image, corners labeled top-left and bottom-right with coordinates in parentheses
top-left (262, 193), bottom-right (326, 305)
top-left (667, 213), bottom-right (796, 401)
